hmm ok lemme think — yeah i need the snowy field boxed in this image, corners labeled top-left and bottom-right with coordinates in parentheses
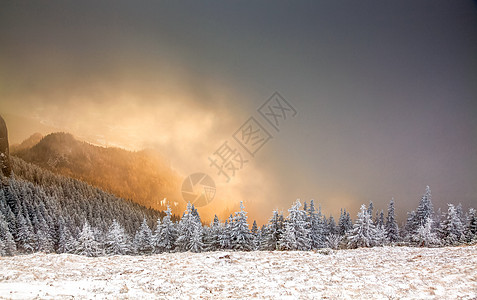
top-left (0, 246), bottom-right (476, 299)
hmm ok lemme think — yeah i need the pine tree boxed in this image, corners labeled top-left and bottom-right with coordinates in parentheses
top-left (251, 220), bottom-right (259, 250)
top-left (279, 200), bottom-right (311, 251)
top-left (176, 202), bottom-right (203, 252)
top-left (441, 204), bottom-right (464, 246)
top-left (414, 217), bottom-right (439, 247)
top-left (0, 210), bottom-right (16, 255)
top-left (156, 207), bottom-right (177, 252)
top-left (327, 216), bottom-right (338, 236)
top-left (36, 213), bottom-right (54, 253)
top-left (76, 221), bottom-right (101, 257)
top-left (308, 200), bottom-right (325, 249)
top-left (15, 210), bottom-right (36, 253)
top-left (57, 216), bottom-right (75, 254)
top-left (219, 217), bottom-right (232, 250)
top-left (105, 219), bottom-right (130, 255)
top-left (465, 208), bottom-right (477, 243)
top-left (230, 202), bottom-right (254, 251)
top-left (367, 201), bottom-right (374, 223)
top-left (416, 186), bottom-right (434, 227)
top-left (348, 204), bottom-right (377, 248)
top-left (204, 215), bottom-right (221, 251)
top-left (151, 217), bottom-right (162, 253)
top-left (133, 218), bottom-right (153, 254)
top-left (261, 211), bottom-right (282, 251)
top-left (189, 220), bottom-right (204, 253)
top-left (385, 198), bottom-right (399, 243)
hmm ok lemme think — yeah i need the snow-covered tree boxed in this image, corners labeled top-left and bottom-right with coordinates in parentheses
top-left (385, 198), bottom-right (399, 243)
top-left (189, 221), bottom-right (204, 253)
top-left (154, 207), bottom-right (177, 252)
top-left (230, 202), bottom-right (254, 251)
top-left (338, 209), bottom-right (353, 236)
top-left (76, 221), bottom-right (101, 257)
top-left (133, 218), bottom-right (153, 254)
top-left (441, 204), bottom-right (464, 246)
top-left (251, 220), bottom-right (259, 250)
top-left (0, 211), bottom-right (16, 255)
top-left (57, 216), bottom-right (75, 254)
top-left (307, 200), bottom-right (325, 249)
top-left (176, 202), bottom-right (203, 252)
top-left (15, 210), bottom-right (36, 253)
top-left (105, 219), bottom-right (130, 255)
top-left (204, 215), bottom-right (221, 251)
top-left (279, 200), bottom-right (311, 251)
top-left (414, 217), bottom-right (439, 247)
top-left (416, 186), bottom-right (434, 227)
top-left (261, 210), bottom-right (284, 251)
top-left (219, 217), bottom-right (232, 250)
top-left (374, 224), bottom-right (387, 246)
top-left (348, 204), bottom-right (377, 248)
top-left (367, 201), bottom-right (374, 223)
top-left (464, 208), bottom-right (477, 243)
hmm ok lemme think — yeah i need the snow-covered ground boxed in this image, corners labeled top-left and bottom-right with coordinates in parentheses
top-left (0, 245), bottom-right (476, 299)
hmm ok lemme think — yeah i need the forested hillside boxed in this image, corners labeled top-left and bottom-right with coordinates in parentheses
top-left (0, 156), bottom-right (172, 255)
top-left (13, 132), bottom-right (183, 212)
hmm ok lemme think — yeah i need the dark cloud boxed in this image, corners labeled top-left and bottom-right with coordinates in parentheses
top-left (1, 0), bottom-right (476, 224)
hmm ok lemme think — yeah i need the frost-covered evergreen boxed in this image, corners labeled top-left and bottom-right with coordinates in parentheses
top-left (76, 221), bottom-right (101, 257)
top-left (441, 204), bottom-right (464, 246)
top-left (176, 202), bottom-right (203, 252)
top-left (189, 221), bottom-right (204, 253)
top-left (279, 200), bottom-right (311, 251)
top-left (348, 204), bottom-right (377, 248)
top-left (219, 217), bottom-right (232, 250)
top-left (465, 208), bottom-right (477, 243)
top-left (261, 210), bottom-right (283, 250)
top-left (414, 217), bottom-right (439, 247)
top-left (251, 220), bottom-right (259, 250)
top-left (105, 219), bottom-right (130, 255)
top-left (385, 198), bottom-right (399, 243)
top-left (0, 210), bottom-right (16, 255)
top-left (15, 209), bottom-right (36, 253)
top-left (133, 218), bottom-right (153, 254)
top-left (338, 209), bottom-right (353, 236)
top-left (307, 200), bottom-right (325, 248)
top-left (154, 207), bottom-right (177, 252)
top-left (230, 202), bottom-right (253, 251)
top-left (204, 215), bottom-right (221, 251)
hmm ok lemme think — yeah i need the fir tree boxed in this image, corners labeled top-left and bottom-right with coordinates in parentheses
top-left (465, 208), bottom-right (477, 243)
top-left (414, 217), bottom-right (439, 247)
top-left (105, 219), bottom-right (130, 255)
top-left (261, 211), bottom-right (282, 251)
top-left (15, 210), bottom-right (36, 253)
top-left (279, 200), bottom-right (311, 251)
top-left (230, 202), bottom-right (254, 251)
top-left (176, 202), bottom-right (203, 252)
top-left (134, 218), bottom-right (153, 254)
top-left (0, 210), bottom-right (16, 255)
top-left (385, 198), bottom-right (399, 243)
top-left (308, 200), bottom-right (325, 249)
top-left (441, 204), bottom-right (464, 246)
top-left (348, 204), bottom-right (377, 248)
top-left (76, 221), bottom-right (101, 257)
top-left (156, 207), bottom-right (177, 252)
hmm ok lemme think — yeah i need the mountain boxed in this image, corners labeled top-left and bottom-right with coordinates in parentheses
top-left (12, 132), bottom-right (184, 212)
top-left (10, 132), bottom-right (43, 153)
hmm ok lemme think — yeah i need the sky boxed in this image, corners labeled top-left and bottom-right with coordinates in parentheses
top-left (1, 0), bottom-right (476, 224)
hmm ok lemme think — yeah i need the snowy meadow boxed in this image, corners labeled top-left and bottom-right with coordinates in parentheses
top-left (0, 245), bottom-right (476, 299)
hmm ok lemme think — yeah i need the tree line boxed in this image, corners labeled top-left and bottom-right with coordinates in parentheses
top-left (0, 157), bottom-right (476, 256)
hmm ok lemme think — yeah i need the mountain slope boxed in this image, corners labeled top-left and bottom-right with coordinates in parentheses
top-left (12, 132), bottom-right (184, 212)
